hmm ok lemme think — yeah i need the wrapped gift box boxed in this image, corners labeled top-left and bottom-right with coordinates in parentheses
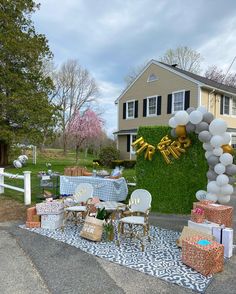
top-left (26, 221), bottom-right (41, 228)
top-left (36, 201), bottom-right (64, 215)
top-left (212, 227), bottom-right (234, 258)
top-left (191, 209), bottom-right (205, 223)
top-left (193, 202), bottom-right (233, 227)
top-left (188, 220), bottom-right (220, 235)
top-left (182, 236), bottom-right (224, 276)
top-left (27, 207), bottom-right (37, 222)
top-left (41, 212), bottom-right (64, 229)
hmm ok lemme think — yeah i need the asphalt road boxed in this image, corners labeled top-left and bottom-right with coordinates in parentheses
top-left (0, 196), bottom-right (236, 294)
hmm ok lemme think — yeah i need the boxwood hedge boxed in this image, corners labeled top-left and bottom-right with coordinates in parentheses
top-left (136, 126), bottom-right (208, 214)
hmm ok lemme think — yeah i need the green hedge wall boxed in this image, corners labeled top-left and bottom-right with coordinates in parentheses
top-left (136, 126), bottom-right (208, 214)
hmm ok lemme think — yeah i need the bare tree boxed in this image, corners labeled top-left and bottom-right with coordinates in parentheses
top-left (124, 61), bottom-right (148, 86)
top-left (124, 46), bottom-right (203, 86)
top-left (160, 46), bottom-right (203, 74)
top-left (205, 65), bottom-right (236, 87)
top-left (53, 59), bottom-right (99, 154)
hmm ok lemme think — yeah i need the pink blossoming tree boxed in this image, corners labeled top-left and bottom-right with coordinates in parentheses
top-left (67, 109), bottom-right (104, 162)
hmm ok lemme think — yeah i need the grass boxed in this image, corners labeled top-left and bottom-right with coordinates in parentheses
top-left (1, 149), bottom-right (136, 204)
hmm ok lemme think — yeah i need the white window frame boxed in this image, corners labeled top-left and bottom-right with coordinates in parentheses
top-left (147, 73), bottom-right (158, 82)
top-left (172, 90), bottom-right (185, 113)
top-left (147, 95), bottom-right (158, 117)
top-left (130, 134), bottom-right (137, 156)
top-left (223, 95), bottom-right (230, 116)
top-left (126, 100), bottom-right (135, 119)
top-left (230, 133), bottom-right (236, 148)
top-left (231, 96), bottom-right (236, 117)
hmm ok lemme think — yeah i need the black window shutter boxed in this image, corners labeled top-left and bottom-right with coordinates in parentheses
top-left (157, 96), bottom-right (162, 115)
top-left (184, 90), bottom-right (190, 110)
top-left (143, 98), bottom-right (147, 116)
top-left (134, 100), bottom-right (138, 118)
top-left (220, 95), bottom-right (224, 114)
top-left (123, 103), bottom-right (126, 119)
top-left (143, 99), bottom-right (147, 117)
top-left (167, 94), bottom-right (172, 114)
top-left (127, 135), bottom-right (130, 152)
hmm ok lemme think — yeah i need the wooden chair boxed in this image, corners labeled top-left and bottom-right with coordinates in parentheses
top-left (64, 183), bottom-right (94, 225)
top-left (117, 189), bottom-right (152, 251)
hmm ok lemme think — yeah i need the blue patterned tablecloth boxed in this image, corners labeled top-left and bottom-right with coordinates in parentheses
top-left (60, 176), bottom-right (128, 201)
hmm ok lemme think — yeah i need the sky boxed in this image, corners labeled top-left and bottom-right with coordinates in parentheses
top-left (33, 0), bottom-right (236, 136)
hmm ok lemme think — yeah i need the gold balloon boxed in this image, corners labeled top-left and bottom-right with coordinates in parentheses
top-left (222, 144), bottom-right (234, 154)
top-left (175, 125), bottom-right (186, 138)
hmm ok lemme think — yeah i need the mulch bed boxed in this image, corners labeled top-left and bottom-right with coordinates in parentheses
top-left (0, 197), bottom-right (27, 222)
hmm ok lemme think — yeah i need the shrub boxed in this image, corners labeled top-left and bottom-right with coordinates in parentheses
top-left (98, 146), bottom-right (120, 167)
top-left (136, 126), bottom-right (207, 214)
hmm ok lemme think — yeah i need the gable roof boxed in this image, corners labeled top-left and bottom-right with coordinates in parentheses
top-left (159, 62), bottom-right (236, 95)
top-left (115, 60), bottom-right (236, 104)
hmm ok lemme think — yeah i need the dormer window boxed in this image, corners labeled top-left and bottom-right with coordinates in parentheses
top-left (147, 73), bottom-right (158, 82)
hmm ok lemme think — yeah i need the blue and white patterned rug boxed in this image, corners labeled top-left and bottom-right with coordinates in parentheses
top-left (20, 224), bottom-right (212, 293)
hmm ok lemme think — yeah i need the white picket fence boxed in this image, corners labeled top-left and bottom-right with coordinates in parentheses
top-left (0, 168), bottom-right (31, 205)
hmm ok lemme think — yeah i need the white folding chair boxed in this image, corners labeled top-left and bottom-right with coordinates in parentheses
top-left (117, 189), bottom-right (152, 251)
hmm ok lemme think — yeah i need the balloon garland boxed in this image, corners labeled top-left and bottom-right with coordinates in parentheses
top-left (169, 107), bottom-right (235, 204)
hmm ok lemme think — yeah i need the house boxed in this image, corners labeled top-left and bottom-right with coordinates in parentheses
top-left (114, 60), bottom-right (236, 160)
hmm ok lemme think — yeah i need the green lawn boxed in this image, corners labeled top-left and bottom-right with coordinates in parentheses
top-left (1, 149), bottom-right (136, 204)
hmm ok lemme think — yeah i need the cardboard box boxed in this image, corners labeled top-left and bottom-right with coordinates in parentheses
top-left (177, 226), bottom-right (215, 247)
top-left (188, 220), bottom-right (220, 235)
top-left (193, 202), bottom-right (233, 227)
top-left (32, 215), bottom-right (41, 222)
top-left (36, 201), bottom-right (64, 215)
top-left (41, 212), bottom-right (64, 229)
top-left (182, 236), bottom-right (224, 276)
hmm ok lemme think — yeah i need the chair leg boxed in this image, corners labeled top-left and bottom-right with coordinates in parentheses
top-left (117, 222), bottom-right (121, 247)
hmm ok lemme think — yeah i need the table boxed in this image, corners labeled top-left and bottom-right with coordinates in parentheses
top-left (60, 176), bottom-right (128, 202)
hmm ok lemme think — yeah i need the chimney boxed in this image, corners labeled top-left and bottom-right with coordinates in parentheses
top-left (171, 64), bottom-right (178, 67)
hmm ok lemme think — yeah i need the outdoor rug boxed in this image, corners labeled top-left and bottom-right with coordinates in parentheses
top-left (20, 223), bottom-right (212, 293)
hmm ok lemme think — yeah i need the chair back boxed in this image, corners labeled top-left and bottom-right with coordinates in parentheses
top-left (74, 183), bottom-right (94, 203)
top-left (129, 189), bottom-right (152, 213)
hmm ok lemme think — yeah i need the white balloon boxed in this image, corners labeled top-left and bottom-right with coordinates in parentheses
top-left (189, 110), bottom-right (203, 124)
top-left (220, 184), bottom-right (234, 195)
top-left (203, 142), bottom-right (213, 151)
top-left (174, 111), bottom-right (189, 125)
top-left (209, 118), bottom-right (228, 135)
top-left (197, 106), bottom-right (208, 114)
top-left (217, 195), bottom-right (231, 204)
top-left (195, 190), bottom-right (207, 201)
top-left (220, 153), bottom-right (233, 166)
top-left (210, 135), bottom-right (224, 148)
top-left (206, 192), bottom-right (218, 202)
top-left (207, 181), bottom-right (221, 194)
top-left (214, 163), bottom-right (226, 174)
top-left (212, 148), bottom-right (223, 156)
top-left (169, 117), bottom-right (177, 128)
top-left (205, 151), bottom-right (213, 159)
top-left (222, 132), bottom-right (231, 145)
top-left (216, 174), bottom-right (229, 186)
top-left (13, 160), bottom-right (22, 168)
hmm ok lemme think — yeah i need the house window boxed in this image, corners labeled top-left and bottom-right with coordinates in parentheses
top-left (147, 96), bottom-right (157, 116)
top-left (172, 91), bottom-right (184, 112)
top-left (232, 97), bottom-right (236, 116)
top-left (223, 96), bottom-right (230, 115)
top-left (126, 101), bottom-right (135, 118)
top-left (147, 73), bottom-right (158, 82)
top-left (231, 134), bottom-right (236, 149)
top-left (131, 134), bottom-right (137, 154)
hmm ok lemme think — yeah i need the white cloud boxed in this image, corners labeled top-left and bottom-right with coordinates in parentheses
top-left (34, 0), bottom-right (236, 135)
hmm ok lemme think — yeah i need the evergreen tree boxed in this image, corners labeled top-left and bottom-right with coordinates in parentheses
top-left (0, 0), bottom-right (55, 164)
